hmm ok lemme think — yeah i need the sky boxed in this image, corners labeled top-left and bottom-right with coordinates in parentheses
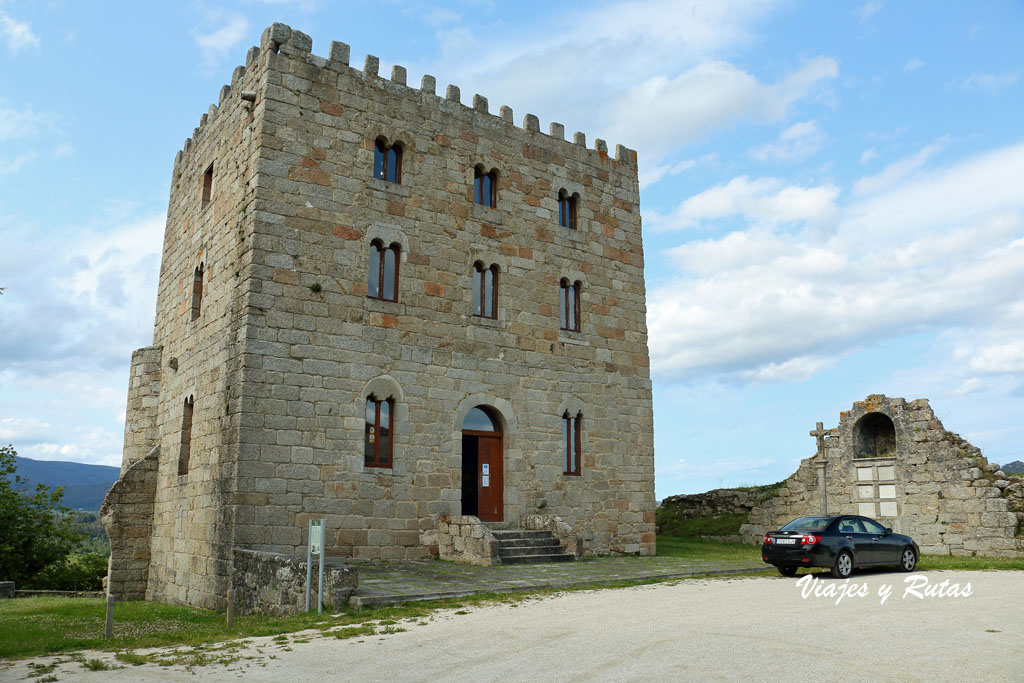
top-left (1, 1), bottom-right (1022, 500)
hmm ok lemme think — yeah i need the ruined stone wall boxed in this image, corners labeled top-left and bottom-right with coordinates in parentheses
top-left (100, 447), bottom-right (159, 600)
top-left (121, 346), bottom-right (163, 468)
top-left (227, 24), bottom-right (654, 561)
top-left (740, 396), bottom-right (1024, 557)
top-left (436, 516), bottom-right (501, 566)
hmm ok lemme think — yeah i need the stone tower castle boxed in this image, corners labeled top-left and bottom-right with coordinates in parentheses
top-left (101, 23), bottom-right (655, 610)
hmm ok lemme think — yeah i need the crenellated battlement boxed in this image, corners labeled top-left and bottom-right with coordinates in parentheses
top-left (172, 22), bottom-right (637, 176)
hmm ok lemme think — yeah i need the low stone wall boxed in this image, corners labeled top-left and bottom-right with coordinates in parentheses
top-left (660, 488), bottom-right (769, 518)
top-left (522, 514), bottom-right (584, 559)
top-left (100, 446), bottom-right (159, 601)
top-left (232, 549), bottom-right (358, 615)
top-left (437, 516), bottom-right (500, 565)
top-left (15, 590), bottom-right (105, 598)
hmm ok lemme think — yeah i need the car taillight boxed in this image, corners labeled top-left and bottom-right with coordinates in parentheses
top-left (763, 533), bottom-right (772, 544)
top-left (800, 535), bottom-right (821, 545)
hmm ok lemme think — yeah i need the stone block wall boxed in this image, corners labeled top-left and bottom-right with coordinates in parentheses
top-left (232, 548), bottom-right (357, 615)
top-left (100, 447), bottom-right (159, 600)
top-left (226, 24), bottom-right (654, 561)
top-left (739, 395), bottom-right (1024, 556)
top-left (523, 514), bottom-right (584, 558)
top-left (437, 516), bottom-right (500, 565)
top-left (121, 346), bottom-right (163, 467)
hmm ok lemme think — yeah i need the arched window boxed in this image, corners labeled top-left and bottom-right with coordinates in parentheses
top-left (474, 166), bottom-right (497, 208)
top-left (373, 138), bottom-right (402, 183)
top-left (563, 411), bottom-right (581, 475)
top-left (472, 262), bottom-right (498, 319)
top-left (178, 395), bottom-right (194, 476)
top-left (559, 279), bottom-right (581, 332)
top-left (365, 395), bottom-right (394, 468)
top-left (191, 263), bottom-right (204, 321)
top-left (558, 190), bottom-right (577, 229)
top-left (368, 240), bottom-right (400, 302)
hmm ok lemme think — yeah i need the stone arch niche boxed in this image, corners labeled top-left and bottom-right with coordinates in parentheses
top-left (853, 412), bottom-right (897, 459)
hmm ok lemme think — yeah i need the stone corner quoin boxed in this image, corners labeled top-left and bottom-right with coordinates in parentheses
top-left (102, 22), bottom-right (656, 612)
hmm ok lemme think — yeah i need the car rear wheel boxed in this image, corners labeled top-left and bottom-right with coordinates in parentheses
top-left (831, 550), bottom-right (853, 579)
top-left (900, 547), bottom-right (917, 572)
top-left (777, 566), bottom-right (798, 577)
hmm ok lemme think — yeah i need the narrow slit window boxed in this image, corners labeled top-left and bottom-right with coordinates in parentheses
top-left (473, 166), bottom-right (497, 207)
top-left (563, 411), bottom-right (582, 476)
top-left (365, 396), bottom-right (394, 468)
top-left (472, 262), bottom-right (498, 319)
top-left (560, 279), bottom-right (581, 332)
top-left (201, 164), bottom-right (213, 208)
top-left (558, 190), bottom-right (577, 229)
top-left (191, 263), bottom-right (204, 321)
top-left (373, 138), bottom-right (402, 183)
top-left (368, 240), bottom-right (399, 302)
top-left (179, 395), bottom-right (194, 476)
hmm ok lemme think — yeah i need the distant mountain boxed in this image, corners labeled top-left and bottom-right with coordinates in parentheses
top-left (1003, 460), bottom-right (1024, 474)
top-left (11, 456), bottom-right (120, 511)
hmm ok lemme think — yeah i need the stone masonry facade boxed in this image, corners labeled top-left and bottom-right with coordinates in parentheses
top-left (103, 23), bottom-right (656, 611)
top-left (739, 395), bottom-right (1024, 557)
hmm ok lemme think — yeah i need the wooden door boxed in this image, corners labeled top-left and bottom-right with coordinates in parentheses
top-left (476, 435), bottom-right (503, 522)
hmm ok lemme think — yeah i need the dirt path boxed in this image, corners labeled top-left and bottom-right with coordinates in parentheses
top-left (4, 571), bottom-right (1022, 682)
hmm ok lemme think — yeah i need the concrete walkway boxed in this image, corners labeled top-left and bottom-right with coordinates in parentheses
top-left (347, 554), bottom-right (769, 606)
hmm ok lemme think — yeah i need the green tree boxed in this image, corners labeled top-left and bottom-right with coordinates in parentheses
top-left (0, 444), bottom-right (86, 587)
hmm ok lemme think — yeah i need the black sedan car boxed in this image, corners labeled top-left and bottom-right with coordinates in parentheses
top-left (761, 515), bottom-right (919, 578)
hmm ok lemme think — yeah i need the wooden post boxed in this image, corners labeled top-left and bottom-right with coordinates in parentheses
top-left (104, 594), bottom-right (114, 639)
top-left (226, 588), bottom-right (235, 628)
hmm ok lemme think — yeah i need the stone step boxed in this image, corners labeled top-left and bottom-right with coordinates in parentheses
top-left (500, 552), bottom-right (576, 565)
top-left (499, 544), bottom-right (563, 556)
top-left (495, 537), bottom-right (560, 550)
top-left (490, 530), bottom-right (553, 541)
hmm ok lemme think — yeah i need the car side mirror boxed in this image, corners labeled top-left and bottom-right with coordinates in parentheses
top-left (884, 528), bottom-right (893, 536)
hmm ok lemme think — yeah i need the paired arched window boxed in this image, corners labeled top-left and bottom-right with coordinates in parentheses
top-left (558, 190), bottom-right (578, 229)
top-left (474, 166), bottom-right (497, 207)
top-left (373, 138), bottom-right (402, 183)
top-left (190, 263), bottom-right (204, 321)
top-left (559, 279), bottom-right (581, 332)
top-left (472, 262), bottom-right (498, 319)
top-left (563, 411), bottom-right (582, 476)
top-left (365, 395), bottom-right (394, 468)
top-left (368, 240), bottom-right (400, 301)
top-left (179, 395), bottom-right (195, 476)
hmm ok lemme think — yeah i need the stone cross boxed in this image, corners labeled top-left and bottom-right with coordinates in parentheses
top-left (810, 421), bottom-right (828, 458)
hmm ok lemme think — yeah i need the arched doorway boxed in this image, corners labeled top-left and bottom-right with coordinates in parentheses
top-left (461, 406), bottom-right (503, 521)
top-left (853, 412), bottom-right (896, 458)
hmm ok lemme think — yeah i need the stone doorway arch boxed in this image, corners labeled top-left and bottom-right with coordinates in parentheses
top-left (854, 412), bottom-right (897, 458)
top-left (460, 406), bottom-right (503, 522)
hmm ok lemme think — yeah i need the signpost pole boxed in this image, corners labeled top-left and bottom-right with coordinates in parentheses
top-left (317, 518), bottom-right (325, 613)
top-left (305, 519), bottom-right (313, 612)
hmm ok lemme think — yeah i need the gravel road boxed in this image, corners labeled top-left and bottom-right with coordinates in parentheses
top-left (5, 570), bottom-right (1022, 682)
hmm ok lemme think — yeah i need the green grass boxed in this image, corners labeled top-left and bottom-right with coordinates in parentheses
top-left (656, 535), bottom-right (763, 563)
top-left (917, 554), bottom-right (1024, 571)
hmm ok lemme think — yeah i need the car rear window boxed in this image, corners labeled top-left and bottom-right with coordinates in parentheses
top-left (781, 517), bottom-right (832, 531)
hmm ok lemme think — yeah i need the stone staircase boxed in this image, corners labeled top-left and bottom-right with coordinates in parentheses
top-left (489, 528), bottom-right (576, 564)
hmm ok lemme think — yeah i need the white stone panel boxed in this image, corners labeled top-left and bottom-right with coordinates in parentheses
top-left (857, 485), bottom-right (874, 499)
top-left (857, 467), bottom-right (874, 481)
top-left (858, 502), bottom-right (876, 516)
top-left (879, 501), bottom-right (899, 517)
top-left (878, 484), bottom-right (897, 499)
top-left (878, 466), bottom-right (895, 480)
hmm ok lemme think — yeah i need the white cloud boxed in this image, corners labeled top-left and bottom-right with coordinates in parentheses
top-left (192, 14), bottom-right (250, 68)
top-left (0, 7), bottom-right (39, 53)
top-left (649, 175), bottom-right (839, 232)
top-left (0, 151), bottom-right (36, 175)
top-left (953, 71), bottom-right (1019, 93)
top-left (903, 57), bottom-right (924, 73)
top-left (852, 137), bottom-right (946, 196)
top-left (648, 142), bottom-right (1024, 384)
top-left (0, 101), bottom-right (58, 142)
top-left (750, 120), bottom-right (826, 162)
top-left (859, 148), bottom-right (878, 164)
top-left (858, 1), bottom-right (882, 22)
